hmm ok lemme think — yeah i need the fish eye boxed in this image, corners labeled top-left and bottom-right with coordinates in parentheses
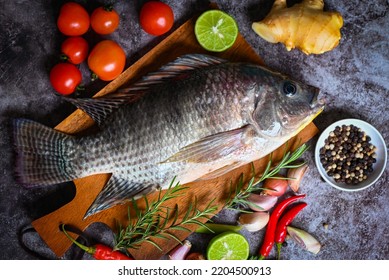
top-left (283, 81), bottom-right (297, 97)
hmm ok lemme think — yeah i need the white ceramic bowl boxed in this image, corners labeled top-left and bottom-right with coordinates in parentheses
top-left (315, 119), bottom-right (387, 191)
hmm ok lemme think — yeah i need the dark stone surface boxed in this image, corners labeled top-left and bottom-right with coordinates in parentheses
top-left (0, 0), bottom-right (388, 260)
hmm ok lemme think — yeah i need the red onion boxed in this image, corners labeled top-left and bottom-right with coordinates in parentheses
top-left (262, 176), bottom-right (289, 197)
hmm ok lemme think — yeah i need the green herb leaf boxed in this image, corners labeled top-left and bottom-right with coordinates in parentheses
top-left (114, 179), bottom-right (218, 251)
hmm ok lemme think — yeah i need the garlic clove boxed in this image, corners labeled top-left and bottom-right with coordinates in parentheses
top-left (286, 226), bottom-right (321, 254)
top-left (287, 163), bottom-right (309, 192)
top-left (168, 240), bottom-right (192, 260)
top-left (248, 193), bottom-right (278, 211)
top-left (238, 212), bottom-right (269, 232)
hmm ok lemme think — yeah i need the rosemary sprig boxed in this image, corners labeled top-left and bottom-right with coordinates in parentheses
top-left (114, 179), bottom-right (218, 251)
top-left (225, 144), bottom-right (309, 211)
top-left (224, 175), bottom-right (261, 212)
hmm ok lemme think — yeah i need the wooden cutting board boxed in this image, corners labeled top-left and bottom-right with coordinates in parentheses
top-left (32, 10), bottom-right (319, 260)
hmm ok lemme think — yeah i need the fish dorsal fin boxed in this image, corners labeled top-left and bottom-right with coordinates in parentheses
top-left (65, 54), bottom-right (227, 126)
top-left (119, 54), bottom-right (228, 92)
top-left (162, 125), bottom-right (252, 163)
top-left (63, 92), bottom-right (140, 126)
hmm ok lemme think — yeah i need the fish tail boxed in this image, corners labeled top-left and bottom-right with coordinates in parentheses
top-left (12, 119), bottom-right (79, 188)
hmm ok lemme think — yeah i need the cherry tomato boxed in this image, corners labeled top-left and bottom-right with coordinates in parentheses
top-left (87, 40), bottom-right (126, 81)
top-left (139, 1), bottom-right (174, 36)
top-left (60, 36), bottom-right (89, 64)
top-left (49, 63), bottom-right (82, 95)
top-left (57, 2), bottom-right (90, 36)
top-left (91, 6), bottom-right (120, 35)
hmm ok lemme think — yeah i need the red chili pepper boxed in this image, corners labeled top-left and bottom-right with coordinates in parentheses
top-left (92, 244), bottom-right (133, 260)
top-left (258, 194), bottom-right (306, 259)
top-left (61, 224), bottom-right (133, 260)
top-left (274, 202), bottom-right (307, 259)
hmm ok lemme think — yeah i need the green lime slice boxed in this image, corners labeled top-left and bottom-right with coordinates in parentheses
top-left (195, 10), bottom-right (239, 52)
top-left (206, 231), bottom-right (249, 260)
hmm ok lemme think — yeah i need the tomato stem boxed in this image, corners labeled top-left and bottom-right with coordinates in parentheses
top-left (59, 54), bottom-right (69, 62)
top-left (91, 72), bottom-right (99, 82)
top-left (103, 4), bottom-right (114, 12)
top-left (76, 85), bottom-right (85, 91)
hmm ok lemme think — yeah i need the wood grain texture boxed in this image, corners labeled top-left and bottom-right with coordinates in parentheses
top-left (31, 14), bottom-right (319, 259)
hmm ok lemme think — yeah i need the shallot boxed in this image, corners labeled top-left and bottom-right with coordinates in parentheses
top-left (287, 163), bottom-right (309, 192)
top-left (286, 226), bottom-right (321, 254)
top-left (168, 240), bottom-right (192, 260)
top-left (262, 176), bottom-right (289, 197)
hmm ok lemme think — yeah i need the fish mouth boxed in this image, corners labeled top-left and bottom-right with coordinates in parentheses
top-left (310, 87), bottom-right (326, 110)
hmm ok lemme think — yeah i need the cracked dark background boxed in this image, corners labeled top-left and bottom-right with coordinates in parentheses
top-left (0, 0), bottom-right (388, 260)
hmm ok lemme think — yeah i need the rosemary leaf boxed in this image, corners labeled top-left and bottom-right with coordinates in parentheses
top-left (162, 232), bottom-right (183, 245)
top-left (169, 225), bottom-right (192, 232)
top-left (144, 239), bottom-right (163, 251)
top-left (154, 234), bottom-right (170, 240)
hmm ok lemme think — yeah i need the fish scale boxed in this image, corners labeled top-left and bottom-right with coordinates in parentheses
top-left (12, 54), bottom-right (324, 217)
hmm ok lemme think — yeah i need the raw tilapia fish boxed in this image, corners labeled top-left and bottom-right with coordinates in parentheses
top-left (13, 54), bottom-right (324, 218)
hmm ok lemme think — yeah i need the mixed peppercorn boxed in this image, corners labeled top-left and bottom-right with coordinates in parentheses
top-left (319, 124), bottom-right (377, 185)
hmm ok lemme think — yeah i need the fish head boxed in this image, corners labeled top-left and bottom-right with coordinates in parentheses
top-left (251, 74), bottom-right (325, 138)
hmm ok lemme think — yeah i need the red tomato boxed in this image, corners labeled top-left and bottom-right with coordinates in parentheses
top-left (60, 36), bottom-right (89, 64)
top-left (87, 40), bottom-right (126, 81)
top-left (49, 63), bottom-right (82, 95)
top-left (57, 2), bottom-right (90, 36)
top-left (139, 1), bottom-right (174, 36)
top-left (91, 6), bottom-right (120, 35)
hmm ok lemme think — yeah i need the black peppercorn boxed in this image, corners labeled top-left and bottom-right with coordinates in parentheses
top-left (320, 124), bottom-right (377, 185)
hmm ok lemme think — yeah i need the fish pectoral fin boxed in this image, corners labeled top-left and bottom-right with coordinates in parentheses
top-left (63, 92), bottom-right (143, 126)
top-left (84, 176), bottom-right (159, 219)
top-left (162, 126), bottom-right (251, 163)
top-left (197, 161), bottom-right (244, 181)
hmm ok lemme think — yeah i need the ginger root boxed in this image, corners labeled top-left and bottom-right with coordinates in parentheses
top-left (252, 0), bottom-right (343, 55)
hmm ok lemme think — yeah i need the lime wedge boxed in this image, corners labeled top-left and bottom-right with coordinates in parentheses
top-left (195, 10), bottom-right (239, 52)
top-left (206, 231), bottom-right (249, 260)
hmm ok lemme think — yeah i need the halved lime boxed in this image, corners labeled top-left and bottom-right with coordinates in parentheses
top-left (194, 10), bottom-right (239, 52)
top-left (206, 231), bottom-right (249, 260)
